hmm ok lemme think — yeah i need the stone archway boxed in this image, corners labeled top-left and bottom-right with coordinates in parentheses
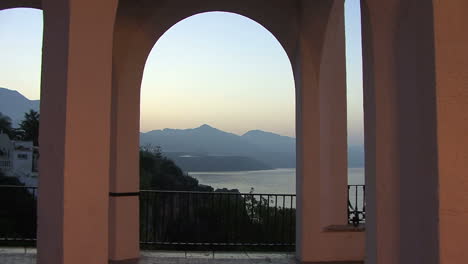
top-left (1, 1), bottom-right (119, 264)
top-left (109, 0), bottom-right (363, 263)
top-left (1, 0), bottom-right (363, 263)
top-left (7, 0), bottom-right (468, 263)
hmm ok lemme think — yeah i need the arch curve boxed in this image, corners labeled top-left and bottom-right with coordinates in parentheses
top-left (109, 4), bottom-right (301, 261)
top-left (113, 0), bottom-right (301, 65)
top-left (109, 2), bottom-right (301, 194)
top-left (0, 0), bottom-right (41, 11)
top-left (151, 10), bottom-right (297, 64)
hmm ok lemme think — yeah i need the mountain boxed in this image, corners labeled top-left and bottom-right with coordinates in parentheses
top-left (140, 124), bottom-right (297, 170)
top-left (0, 88), bottom-right (365, 170)
top-left (163, 153), bottom-right (273, 172)
top-left (141, 125), bottom-right (366, 170)
top-left (0, 88), bottom-right (39, 126)
top-left (140, 124), bottom-right (261, 155)
top-left (240, 130), bottom-right (295, 168)
top-left (241, 130), bottom-right (295, 153)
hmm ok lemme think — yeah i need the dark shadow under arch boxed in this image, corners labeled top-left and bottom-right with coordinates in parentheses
top-left (0, 0), bottom-right (41, 11)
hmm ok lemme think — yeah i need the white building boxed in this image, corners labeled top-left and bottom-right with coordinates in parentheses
top-left (0, 132), bottom-right (38, 185)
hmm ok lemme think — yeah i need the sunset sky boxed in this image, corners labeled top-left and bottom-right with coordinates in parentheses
top-left (0, 1), bottom-right (363, 144)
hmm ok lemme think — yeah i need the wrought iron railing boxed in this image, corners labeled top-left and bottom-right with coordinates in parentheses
top-left (140, 190), bottom-right (296, 249)
top-left (0, 185), bottom-right (37, 244)
top-left (0, 159), bottom-right (12, 170)
top-left (0, 184), bottom-right (366, 247)
top-left (348, 185), bottom-right (365, 226)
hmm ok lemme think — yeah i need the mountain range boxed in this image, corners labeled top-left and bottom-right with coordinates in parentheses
top-left (0, 88), bottom-right (39, 126)
top-left (140, 124), bottom-right (296, 170)
top-left (140, 125), bottom-right (364, 170)
top-left (0, 87), bottom-right (364, 170)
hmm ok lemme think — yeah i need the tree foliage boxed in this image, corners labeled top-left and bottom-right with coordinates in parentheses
top-left (140, 145), bottom-right (212, 192)
top-left (0, 112), bottom-right (14, 138)
top-left (18, 110), bottom-right (39, 146)
top-left (138, 147), bottom-right (296, 250)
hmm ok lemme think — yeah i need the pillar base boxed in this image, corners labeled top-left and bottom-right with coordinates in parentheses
top-left (109, 258), bottom-right (139, 264)
top-left (302, 262), bottom-right (363, 264)
top-left (323, 224), bottom-right (365, 232)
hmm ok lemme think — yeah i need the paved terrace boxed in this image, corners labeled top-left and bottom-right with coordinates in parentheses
top-left (0, 248), bottom-right (300, 264)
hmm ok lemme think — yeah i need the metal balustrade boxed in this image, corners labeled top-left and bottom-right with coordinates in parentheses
top-left (139, 190), bottom-right (296, 249)
top-left (348, 185), bottom-right (366, 227)
top-left (0, 185), bottom-right (37, 245)
top-left (0, 184), bottom-right (366, 248)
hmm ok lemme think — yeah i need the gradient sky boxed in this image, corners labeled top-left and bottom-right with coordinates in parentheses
top-left (0, 1), bottom-right (363, 144)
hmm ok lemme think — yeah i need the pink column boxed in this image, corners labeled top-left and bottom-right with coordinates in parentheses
top-left (360, 1), bottom-right (401, 263)
top-left (361, 0), bottom-right (468, 263)
top-left (107, 38), bottom-right (145, 264)
top-left (295, 0), bottom-right (364, 262)
top-left (433, 1), bottom-right (468, 262)
top-left (318, 0), bottom-right (349, 228)
top-left (37, 0), bottom-right (117, 264)
top-left (108, 3), bottom-right (157, 262)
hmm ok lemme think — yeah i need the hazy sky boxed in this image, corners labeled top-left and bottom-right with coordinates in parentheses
top-left (0, 1), bottom-right (363, 143)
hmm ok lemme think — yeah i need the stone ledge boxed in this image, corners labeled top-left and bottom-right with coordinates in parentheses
top-left (109, 258), bottom-right (139, 264)
top-left (301, 261), bottom-right (364, 264)
top-left (323, 224), bottom-right (365, 232)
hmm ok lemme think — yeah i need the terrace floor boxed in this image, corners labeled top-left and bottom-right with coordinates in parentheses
top-left (0, 248), bottom-right (297, 264)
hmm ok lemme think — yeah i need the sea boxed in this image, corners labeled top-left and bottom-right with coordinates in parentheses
top-left (189, 168), bottom-right (365, 194)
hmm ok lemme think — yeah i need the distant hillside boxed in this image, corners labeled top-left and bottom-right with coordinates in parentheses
top-left (241, 130), bottom-right (296, 168)
top-left (0, 88), bottom-right (365, 170)
top-left (140, 124), bottom-right (296, 170)
top-left (163, 153), bottom-right (273, 172)
top-left (241, 130), bottom-right (295, 153)
top-left (141, 125), bottom-right (366, 170)
top-left (140, 124), bottom-right (262, 155)
top-left (0, 88), bottom-right (39, 126)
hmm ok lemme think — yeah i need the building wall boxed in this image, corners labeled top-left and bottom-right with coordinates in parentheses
top-left (0, 134), bottom-right (37, 179)
top-left (13, 146), bottom-right (34, 176)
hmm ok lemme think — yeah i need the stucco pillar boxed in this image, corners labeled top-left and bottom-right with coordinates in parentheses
top-left (108, 3), bottom-right (156, 263)
top-left (107, 45), bottom-right (143, 264)
top-left (433, 1), bottom-right (468, 263)
top-left (362, 0), bottom-right (452, 263)
top-left (295, 0), bottom-right (364, 263)
top-left (37, 1), bottom-right (117, 264)
top-left (318, 0), bottom-right (348, 228)
top-left (360, 1), bottom-right (401, 263)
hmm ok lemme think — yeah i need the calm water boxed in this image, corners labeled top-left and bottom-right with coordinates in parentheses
top-left (190, 168), bottom-right (365, 194)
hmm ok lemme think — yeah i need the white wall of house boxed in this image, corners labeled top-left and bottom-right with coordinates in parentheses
top-left (12, 141), bottom-right (34, 176)
top-left (0, 133), bottom-right (38, 185)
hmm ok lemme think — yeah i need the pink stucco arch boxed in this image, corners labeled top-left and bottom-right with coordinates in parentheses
top-left (109, 1), bottom-right (361, 263)
top-left (0, 0), bottom-right (365, 263)
top-left (8, 0), bottom-right (467, 263)
top-left (0, 0), bottom-right (41, 10)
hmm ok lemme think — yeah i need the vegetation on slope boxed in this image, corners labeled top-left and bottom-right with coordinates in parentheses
top-left (140, 145), bottom-right (214, 191)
